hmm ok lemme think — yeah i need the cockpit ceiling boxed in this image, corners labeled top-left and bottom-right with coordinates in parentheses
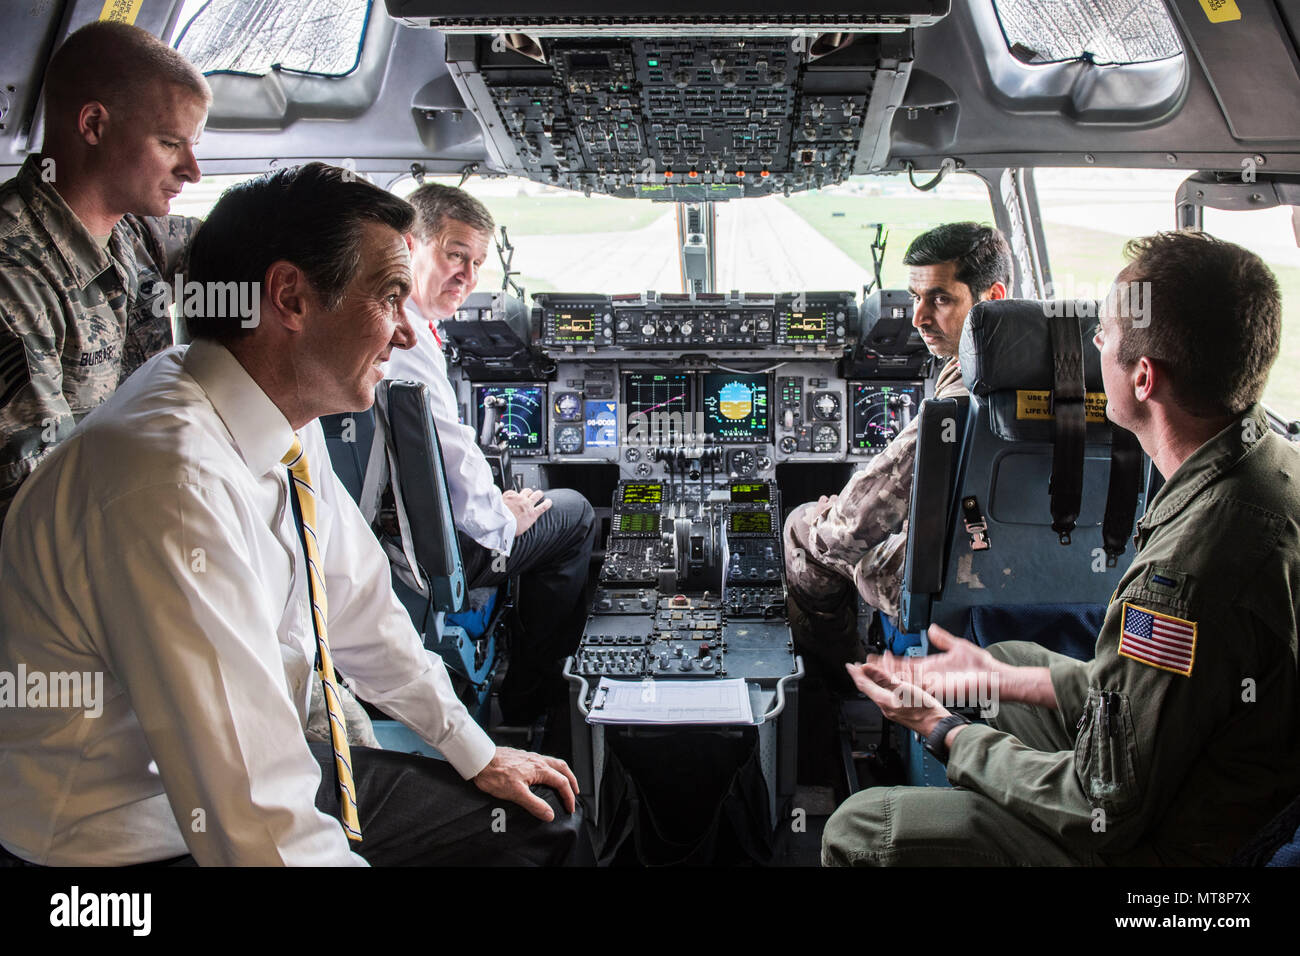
top-left (446, 34), bottom-right (909, 199)
top-left (6, 0), bottom-right (1300, 181)
top-left (384, 0), bottom-right (951, 34)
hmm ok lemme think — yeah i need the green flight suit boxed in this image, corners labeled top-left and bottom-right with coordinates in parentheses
top-left (0, 156), bottom-right (199, 522)
top-left (823, 404), bottom-right (1300, 866)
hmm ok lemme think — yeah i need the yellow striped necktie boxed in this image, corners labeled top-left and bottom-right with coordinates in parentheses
top-left (282, 436), bottom-right (362, 842)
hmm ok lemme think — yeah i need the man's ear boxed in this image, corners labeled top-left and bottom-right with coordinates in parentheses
top-left (262, 261), bottom-right (312, 333)
top-left (982, 280), bottom-right (1008, 302)
top-left (403, 232), bottom-right (415, 252)
top-left (1132, 355), bottom-right (1158, 403)
top-left (78, 101), bottom-right (110, 146)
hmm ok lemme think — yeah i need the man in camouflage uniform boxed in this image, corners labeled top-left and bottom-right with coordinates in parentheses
top-left (0, 21), bottom-right (209, 522)
top-left (827, 231), bottom-right (1300, 866)
top-left (783, 223), bottom-right (1011, 675)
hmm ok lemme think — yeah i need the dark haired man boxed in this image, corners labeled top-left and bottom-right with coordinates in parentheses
top-left (0, 164), bottom-right (585, 866)
top-left (783, 222), bottom-right (1011, 676)
top-left (0, 20), bottom-right (210, 522)
top-left (385, 183), bottom-right (596, 725)
top-left (827, 231), bottom-right (1300, 866)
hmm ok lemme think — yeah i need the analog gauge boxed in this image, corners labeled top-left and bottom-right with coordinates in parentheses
top-left (756, 455), bottom-right (773, 471)
top-left (624, 447), bottom-right (641, 463)
top-left (813, 424), bottom-right (839, 452)
top-left (553, 392), bottom-right (581, 421)
top-left (555, 425), bottom-right (583, 454)
top-left (728, 449), bottom-right (756, 477)
top-left (813, 392), bottom-right (841, 420)
top-left (634, 462), bottom-right (654, 478)
top-left (779, 436), bottom-right (797, 454)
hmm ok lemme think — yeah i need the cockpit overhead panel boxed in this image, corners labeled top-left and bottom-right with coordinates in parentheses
top-left (444, 30), bottom-right (915, 198)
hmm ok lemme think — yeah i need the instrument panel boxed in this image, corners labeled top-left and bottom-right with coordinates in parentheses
top-left (444, 289), bottom-right (931, 483)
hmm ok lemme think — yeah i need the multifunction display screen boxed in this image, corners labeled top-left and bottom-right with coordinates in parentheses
top-left (624, 372), bottom-right (694, 443)
top-left (702, 372), bottom-right (769, 443)
top-left (474, 384), bottom-right (544, 452)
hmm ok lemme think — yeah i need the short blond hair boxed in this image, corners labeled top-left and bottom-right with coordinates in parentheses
top-left (44, 20), bottom-right (210, 122)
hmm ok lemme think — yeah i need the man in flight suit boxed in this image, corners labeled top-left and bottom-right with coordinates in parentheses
top-left (783, 222), bottom-right (1010, 678)
top-left (824, 231), bottom-right (1300, 865)
top-left (0, 21), bottom-right (209, 522)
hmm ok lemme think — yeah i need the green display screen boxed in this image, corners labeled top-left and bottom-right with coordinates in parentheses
top-left (619, 513), bottom-right (660, 534)
top-left (622, 483), bottom-right (663, 504)
top-left (729, 511), bottom-right (773, 534)
top-left (730, 482), bottom-right (769, 503)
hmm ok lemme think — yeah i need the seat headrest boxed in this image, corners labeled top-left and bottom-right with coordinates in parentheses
top-left (959, 299), bottom-right (1105, 395)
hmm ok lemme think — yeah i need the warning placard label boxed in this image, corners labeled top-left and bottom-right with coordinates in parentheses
top-left (1015, 390), bottom-right (1108, 423)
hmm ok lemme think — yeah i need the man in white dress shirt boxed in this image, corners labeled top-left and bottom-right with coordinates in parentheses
top-left (385, 184), bottom-right (596, 724)
top-left (0, 163), bottom-right (586, 866)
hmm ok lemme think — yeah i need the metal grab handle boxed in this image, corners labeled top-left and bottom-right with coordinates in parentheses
top-left (562, 657), bottom-right (593, 717)
top-left (758, 656), bottom-right (805, 723)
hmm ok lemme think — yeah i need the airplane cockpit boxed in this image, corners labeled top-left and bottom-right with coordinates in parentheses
top-left (3, 0), bottom-right (1300, 878)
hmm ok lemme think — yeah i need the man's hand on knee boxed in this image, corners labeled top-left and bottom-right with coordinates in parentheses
top-left (473, 746), bottom-right (579, 821)
top-left (502, 488), bottom-right (552, 537)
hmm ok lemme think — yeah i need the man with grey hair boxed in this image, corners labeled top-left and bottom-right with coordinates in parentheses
top-left (386, 183), bottom-right (596, 726)
top-left (0, 20), bottom-right (211, 523)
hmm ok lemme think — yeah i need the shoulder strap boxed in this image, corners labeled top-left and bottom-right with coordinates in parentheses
top-left (1102, 424), bottom-right (1144, 565)
top-left (1047, 313), bottom-right (1086, 544)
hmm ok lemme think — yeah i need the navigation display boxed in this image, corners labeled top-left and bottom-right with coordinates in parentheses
top-left (548, 308), bottom-right (598, 344)
top-left (850, 382), bottom-right (922, 453)
top-left (621, 482), bottom-right (663, 505)
top-left (475, 384), bottom-right (544, 452)
top-left (585, 400), bottom-right (618, 448)
top-left (702, 372), bottom-right (769, 443)
top-left (624, 372), bottom-right (694, 443)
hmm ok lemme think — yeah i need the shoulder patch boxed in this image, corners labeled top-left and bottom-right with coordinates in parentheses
top-left (1145, 566), bottom-right (1188, 598)
top-left (1118, 602), bottom-right (1197, 677)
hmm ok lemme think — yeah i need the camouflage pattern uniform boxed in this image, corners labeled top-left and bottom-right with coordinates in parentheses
top-left (784, 359), bottom-right (966, 669)
top-left (0, 156), bottom-right (199, 522)
top-left (823, 404), bottom-right (1300, 865)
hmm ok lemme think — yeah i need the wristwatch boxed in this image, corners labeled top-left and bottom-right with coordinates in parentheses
top-left (923, 713), bottom-right (971, 764)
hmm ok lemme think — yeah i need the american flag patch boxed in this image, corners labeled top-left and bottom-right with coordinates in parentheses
top-left (1119, 602), bottom-right (1197, 676)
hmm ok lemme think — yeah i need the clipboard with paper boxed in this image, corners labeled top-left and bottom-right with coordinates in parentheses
top-left (586, 676), bottom-right (754, 725)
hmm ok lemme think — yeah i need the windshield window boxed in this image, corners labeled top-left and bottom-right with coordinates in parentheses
top-left (993, 0), bottom-right (1182, 65)
top-left (777, 172), bottom-right (995, 293)
top-left (1204, 205), bottom-right (1300, 421)
top-left (1037, 167), bottom-right (1300, 421)
top-left (175, 0), bottom-right (371, 77)
top-left (388, 171), bottom-right (994, 297)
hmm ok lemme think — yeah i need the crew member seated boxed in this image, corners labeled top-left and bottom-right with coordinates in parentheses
top-left (783, 222), bottom-right (1010, 678)
top-left (827, 231), bottom-right (1300, 866)
top-left (384, 184), bottom-right (596, 724)
top-left (0, 163), bottom-right (586, 866)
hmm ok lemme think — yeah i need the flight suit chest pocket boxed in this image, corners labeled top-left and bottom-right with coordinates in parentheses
top-left (1074, 688), bottom-right (1143, 817)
